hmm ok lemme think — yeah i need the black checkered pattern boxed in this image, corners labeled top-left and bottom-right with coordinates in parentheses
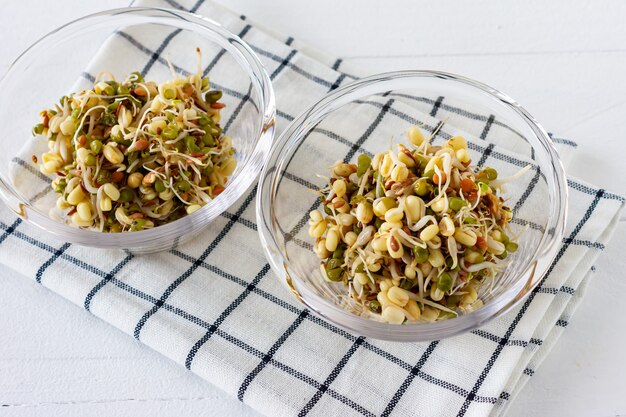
top-left (0, 1), bottom-right (624, 416)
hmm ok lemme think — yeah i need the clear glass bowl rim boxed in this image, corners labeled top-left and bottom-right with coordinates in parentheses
top-left (0, 7), bottom-right (276, 250)
top-left (256, 70), bottom-right (568, 342)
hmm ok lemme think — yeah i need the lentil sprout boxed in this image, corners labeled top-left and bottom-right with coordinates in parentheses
top-left (32, 49), bottom-right (236, 232)
top-left (308, 127), bottom-right (527, 324)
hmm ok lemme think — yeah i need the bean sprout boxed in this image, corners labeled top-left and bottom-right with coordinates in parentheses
top-left (32, 49), bottom-right (235, 232)
top-left (308, 128), bottom-right (526, 324)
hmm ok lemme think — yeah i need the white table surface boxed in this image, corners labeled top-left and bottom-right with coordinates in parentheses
top-left (1, 1), bottom-right (625, 416)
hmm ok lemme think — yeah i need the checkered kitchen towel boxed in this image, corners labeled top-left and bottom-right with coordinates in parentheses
top-left (1, 1), bottom-right (624, 416)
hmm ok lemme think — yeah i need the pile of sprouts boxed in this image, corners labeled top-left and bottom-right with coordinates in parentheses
top-left (309, 127), bottom-right (527, 324)
top-left (32, 49), bottom-right (235, 232)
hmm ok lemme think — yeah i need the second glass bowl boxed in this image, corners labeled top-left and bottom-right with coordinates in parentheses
top-left (257, 70), bottom-right (567, 341)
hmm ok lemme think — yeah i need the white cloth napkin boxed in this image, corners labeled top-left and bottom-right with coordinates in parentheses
top-left (1, 1), bottom-right (623, 416)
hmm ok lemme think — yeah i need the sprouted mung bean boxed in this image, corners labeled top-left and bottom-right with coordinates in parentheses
top-left (308, 126), bottom-right (529, 324)
top-left (31, 49), bottom-right (236, 232)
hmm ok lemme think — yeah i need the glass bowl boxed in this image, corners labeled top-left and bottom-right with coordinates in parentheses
top-left (256, 71), bottom-right (567, 341)
top-left (0, 7), bottom-right (275, 253)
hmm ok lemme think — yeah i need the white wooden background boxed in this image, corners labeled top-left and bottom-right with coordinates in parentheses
top-left (1, 1), bottom-right (625, 416)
